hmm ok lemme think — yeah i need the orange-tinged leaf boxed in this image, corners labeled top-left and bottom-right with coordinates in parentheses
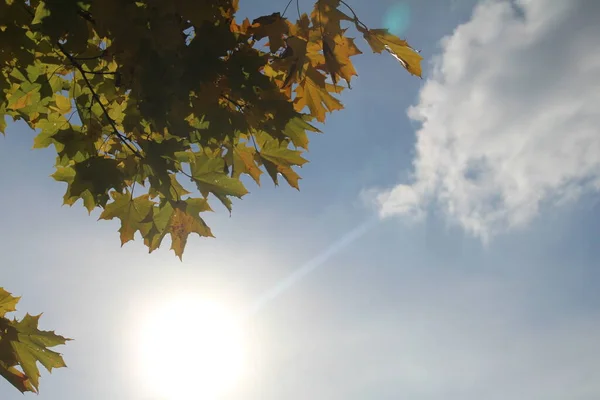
top-left (7, 89), bottom-right (35, 110)
top-left (169, 205), bottom-right (213, 260)
top-left (294, 68), bottom-right (343, 122)
top-left (233, 144), bottom-right (261, 184)
top-left (0, 365), bottom-right (36, 394)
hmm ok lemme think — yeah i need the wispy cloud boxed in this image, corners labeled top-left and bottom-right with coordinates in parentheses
top-left (372, 0), bottom-right (600, 240)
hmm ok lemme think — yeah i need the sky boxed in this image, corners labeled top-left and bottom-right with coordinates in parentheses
top-left (2, 0), bottom-right (600, 399)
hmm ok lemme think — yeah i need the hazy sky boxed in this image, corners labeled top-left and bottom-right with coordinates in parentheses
top-left (2, 0), bottom-right (600, 399)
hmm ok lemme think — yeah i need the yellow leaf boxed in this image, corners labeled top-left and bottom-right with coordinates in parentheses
top-left (54, 95), bottom-right (71, 114)
top-left (294, 68), bottom-right (343, 122)
top-left (322, 33), bottom-right (362, 86)
top-left (233, 144), bottom-right (261, 184)
top-left (358, 27), bottom-right (423, 77)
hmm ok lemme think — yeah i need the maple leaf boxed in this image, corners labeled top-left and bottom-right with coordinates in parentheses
top-left (255, 134), bottom-right (308, 189)
top-left (52, 94), bottom-right (71, 115)
top-left (190, 152), bottom-right (249, 211)
top-left (0, 288), bottom-right (70, 394)
top-left (0, 2), bottom-right (426, 348)
top-left (168, 203), bottom-right (213, 259)
top-left (99, 190), bottom-right (156, 245)
top-left (251, 12), bottom-right (289, 53)
top-left (356, 26), bottom-right (423, 77)
top-left (310, 0), bottom-right (351, 35)
top-left (141, 199), bottom-right (214, 259)
top-left (8, 314), bottom-right (70, 391)
top-left (276, 36), bottom-right (309, 89)
top-left (0, 364), bottom-right (36, 393)
top-left (231, 143), bottom-right (262, 184)
top-left (283, 115), bottom-right (321, 149)
top-left (294, 68), bottom-right (343, 122)
top-left (321, 33), bottom-right (362, 87)
top-left (0, 288), bottom-right (19, 317)
top-left (70, 157), bottom-right (126, 207)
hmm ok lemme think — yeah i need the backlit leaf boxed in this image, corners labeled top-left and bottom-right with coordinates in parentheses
top-left (0, 288), bottom-right (19, 318)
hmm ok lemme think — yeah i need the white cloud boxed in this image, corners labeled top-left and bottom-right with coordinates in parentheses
top-left (375, 0), bottom-right (600, 240)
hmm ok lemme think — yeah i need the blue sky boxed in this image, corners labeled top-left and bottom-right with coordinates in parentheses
top-left (2, 0), bottom-right (600, 399)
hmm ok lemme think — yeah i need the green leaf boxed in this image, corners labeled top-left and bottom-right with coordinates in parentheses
top-left (70, 157), bottom-right (125, 207)
top-left (0, 288), bottom-right (19, 318)
top-left (191, 153), bottom-right (249, 210)
top-left (283, 115), bottom-right (321, 149)
top-left (0, 0), bottom-right (421, 264)
top-left (99, 190), bottom-right (156, 245)
top-left (31, 2), bottom-right (50, 25)
top-left (259, 140), bottom-right (307, 190)
top-left (9, 314), bottom-right (70, 391)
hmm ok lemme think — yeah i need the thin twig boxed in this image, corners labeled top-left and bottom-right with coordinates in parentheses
top-left (249, 131), bottom-right (261, 154)
top-left (281, 0), bottom-right (294, 17)
top-left (220, 94), bottom-right (245, 112)
top-left (339, 0), bottom-right (368, 29)
top-left (80, 69), bottom-right (116, 76)
top-left (72, 51), bottom-right (107, 61)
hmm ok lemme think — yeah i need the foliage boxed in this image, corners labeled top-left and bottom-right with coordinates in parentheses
top-left (0, 288), bottom-right (70, 393)
top-left (0, 0), bottom-right (421, 392)
top-left (1, 0), bottom-right (421, 258)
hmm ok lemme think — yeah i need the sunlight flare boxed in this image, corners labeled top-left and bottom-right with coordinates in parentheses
top-left (136, 295), bottom-right (246, 399)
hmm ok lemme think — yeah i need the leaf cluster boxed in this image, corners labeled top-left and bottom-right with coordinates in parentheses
top-left (0, 0), bottom-right (421, 258)
top-left (0, 288), bottom-right (70, 393)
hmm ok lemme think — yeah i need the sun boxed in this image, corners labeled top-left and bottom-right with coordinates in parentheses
top-left (135, 295), bottom-right (246, 400)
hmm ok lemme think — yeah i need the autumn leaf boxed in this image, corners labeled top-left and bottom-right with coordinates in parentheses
top-left (0, 0), bottom-right (422, 285)
top-left (0, 288), bottom-right (70, 394)
top-left (251, 12), bottom-right (289, 53)
top-left (311, 0), bottom-right (351, 35)
top-left (53, 94), bottom-right (71, 114)
top-left (232, 143), bottom-right (262, 184)
top-left (258, 137), bottom-right (308, 189)
top-left (9, 314), bottom-right (70, 391)
top-left (190, 152), bottom-right (249, 211)
top-left (356, 26), bottom-right (423, 77)
top-left (0, 365), bottom-right (36, 393)
top-left (321, 33), bottom-right (362, 86)
top-left (294, 68), bottom-right (344, 122)
top-left (168, 202), bottom-right (214, 259)
top-left (99, 190), bottom-right (155, 245)
top-left (283, 115), bottom-right (321, 149)
top-left (140, 199), bottom-right (214, 259)
top-left (0, 288), bottom-right (19, 317)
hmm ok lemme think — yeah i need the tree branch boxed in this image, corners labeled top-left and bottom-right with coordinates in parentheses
top-left (56, 42), bottom-right (143, 158)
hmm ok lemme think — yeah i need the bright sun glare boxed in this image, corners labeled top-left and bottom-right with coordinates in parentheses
top-left (136, 295), bottom-right (246, 400)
